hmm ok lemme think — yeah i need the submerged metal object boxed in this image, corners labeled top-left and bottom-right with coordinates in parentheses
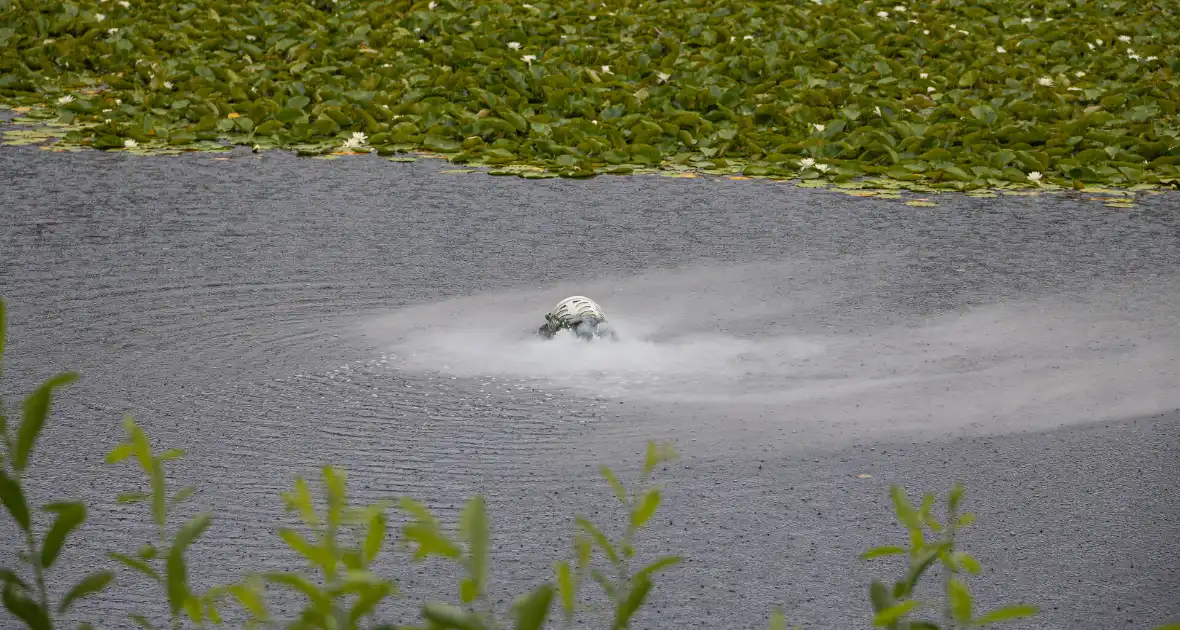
top-left (537, 295), bottom-right (618, 341)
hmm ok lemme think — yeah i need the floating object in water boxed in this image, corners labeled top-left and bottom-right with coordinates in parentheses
top-left (537, 295), bottom-right (618, 342)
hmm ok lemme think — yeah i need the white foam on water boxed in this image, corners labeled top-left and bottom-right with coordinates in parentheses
top-left (362, 260), bottom-right (1180, 440)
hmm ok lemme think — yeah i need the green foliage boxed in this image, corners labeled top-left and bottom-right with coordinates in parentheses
top-left (2, 0), bottom-right (1180, 190)
top-left (0, 298), bottom-right (114, 629)
top-left (860, 483), bottom-right (1039, 629)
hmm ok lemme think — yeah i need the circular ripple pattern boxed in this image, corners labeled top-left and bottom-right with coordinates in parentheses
top-left (0, 147), bottom-right (1177, 629)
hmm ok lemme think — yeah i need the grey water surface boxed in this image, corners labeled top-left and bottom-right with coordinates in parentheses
top-left (1, 147), bottom-right (1178, 629)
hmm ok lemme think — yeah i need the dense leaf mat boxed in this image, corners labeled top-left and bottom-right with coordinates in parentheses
top-left (2, 0), bottom-right (1180, 189)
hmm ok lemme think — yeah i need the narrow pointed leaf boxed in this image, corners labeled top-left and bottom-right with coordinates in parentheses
top-left (0, 470), bottom-right (30, 531)
top-left (106, 443), bottom-right (135, 464)
top-left (555, 561), bottom-right (575, 615)
top-left (890, 486), bottom-right (922, 530)
top-left (972, 604), bottom-right (1039, 624)
top-left (363, 512), bottom-right (387, 564)
top-left (512, 583), bottom-right (553, 630)
top-left (129, 614), bottom-right (157, 629)
top-left (3, 581), bottom-right (50, 630)
top-left (0, 568), bottom-right (29, 590)
top-left (167, 513), bottom-right (212, 616)
top-left (634, 556), bottom-right (681, 581)
top-left (769, 607), bottom-right (788, 630)
top-left (169, 486), bottom-right (196, 508)
top-left (42, 501), bottom-right (87, 568)
top-left (59, 571), bottom-right (114, 614)
top-left (421, 601), bottom-right (489, 630)
top-left (109, 552), bottom-right (162, 582)
top-left (600, 466), bottom-right (627, 503)
top-left (459, 496), bottom-right (490, 596)
top-left (948, 578), bottom-right (972, 621)
top-left (861, 546), bottom-right (906, 560)
top-left (873, 600), bottom-right (919, 626)
top-left (150, 459), bottom-right (167, 527)
top-left (612, 574), bottom-right (652, 629)
top-left (869, 580), bottom-right (893, 613)
top-left (15, 372), bottom-right (78, 471)
top-left (576, 517), bottom-right (619, 564)
top-left (630, 489), bottom-right (661, 529)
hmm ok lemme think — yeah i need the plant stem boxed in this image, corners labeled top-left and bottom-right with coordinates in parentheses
top-left (24, 527), bottom-right (51, 623)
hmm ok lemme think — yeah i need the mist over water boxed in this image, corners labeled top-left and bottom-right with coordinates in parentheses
top-left (365, 259), bottom-right (1180, 444)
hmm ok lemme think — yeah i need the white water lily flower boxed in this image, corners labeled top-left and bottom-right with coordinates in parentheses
top-left (108, 28), bottom-right (118, 35)
top-left (657, 71), bottom-right (671, 83)
top-left (743, 35), bottom-right (754, 40)
top-left (815, 163), bottom-right (831, 173)
top-left (957, 29), bottom-right (969, 35)
top-left (589, 15), bottom-right (596, 20)
top-left (1095, 39), bottom-right (1104, 46)
top-left (95, 12), bottom-right (106, 21)
top-left (876, 10), bottom-right (889, 18)
top-left (874, 105), bottom-right (882, 116)
top-left (1020, 17), bottom-right (1032, 23)
top-left (601, 65), bottom-right (612, 74)
top-left (893, 5), bottom-right (906, 11)
top-left (1128, 50), bottom-right (1141, 61)
top-left (1075, 71), bottom-right (1086, 77)
top-left (163, 81), bottom-right (173, 89)
top-left (1147, 56), bottom-right (1158, 61)
top-left (102, 108), bottom-right (112, 113)
top-left (919, 72), bottom-right (927, 78)
top-left (246, 35), bottom-right (256, 41)
top-left (591, 119), bottom-right (598, 125)
top-left (43, 38), bottom-right (55, 44)
top-left (1118, 35), bottom-right (1131, 43)
top-left (118, 0), bottom-right (129, 6)
top-left (507, 41), bottom-right (521, 50)
top-left (1087, 42), bottom-right (1095, 50)
top-left (523, 3), bottom-right (533, 7)
top-left (115, 98), bottom-right (121, 104)
top-left (730, 36), bottom-right (736, 42)
top-left (124, 139), bottom-right (137, 148)
top-left (996, 46), bottom-right (1006, 53)
top-left (57, 95), bottom-right (74, 104)
top-left (1037, 76), bottom-right (1053, 86)
top-left (927, 86), bottom-right (935, 93)
top-left (1027, 171), bottom-right (1042, 182)
top-left (351, 131), bottom-right (367, 143)
top-left (799, 157), bottom-right (816, 168)
top-left (522, 54), bottom-right (536, 63)
top-left (812, 123), bottom-right (824, 132)
top-left (923, 29), bottom-right (929, 35)
top-left (428, 0), bottom-right (436, 8)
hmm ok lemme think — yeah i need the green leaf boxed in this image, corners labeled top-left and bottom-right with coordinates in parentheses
top-left (117, 492), bottom-right (150, 504)
top-left (3, 581), bottom-right (50, 630)
top-left (108, 552), bottom-right (162, 582)
top-left (555, 561), bottom-right (575, 615)
top-left (0, 568), bottom-right (28, 590)
top-left (873, 600), bottom-right (919, 626)
top-left (869, 580), bottom-right (893, 613)
top-left (890, 485), bottom-right (922, 530)
top-left (158, 448), bottom-right (185, 461)
top-left (612, 574), bottom-right (652, 629)
top-left (363, 511), bottom-right (386, 564)
top-left (106, 443), bottom-right (135, 464)
top-left (575, 517), bottom-right (619, 564)
top-left (630, 488), bottom-right (661, 529)
top-left (347, 581), bottom-right (395, 624)
top-left (41, 501), bottom-right (86, 568)
top-left (458, 495), bottom-right (490, 597)
top-left (953, 551), bottom-right (982, 573)
top-left (129, 613), bottom-right (157, 629)
top-left (15, 372), bottom-right (78, 471)
top-left (167, 512), bottom-right (212, 616)
top-left (279, 528), bottom-right (330, 566)
top-left (169, 486), bottom-right (196, 508)
top-left (948, 578), bottom-right (972, 621)
top-left (150, 459), bottom-right (167, 527)
top-left (634, 556), bottom-right (681, 581)
top-left (600, 465), bottom-right (627, 503)
top-left (265, 572), bottom-right (331, 608)
top-left (0, 470), bottom-right (30, 531)
top-left (769, 607), bottom-right (788, 630)
top-left (949, 482), bottom-right (965, 514)
top-left (861, 546), bottom-right (907, 560)
top-left (58, 571), bottom-right (114, 614)
top-left (282, 477), bottom-right (319, 528)
top-left (973, 604), bottom-right (1039, 625)
top-left (512, 583), bottom-right (553, 630)
top-left (421, 601), bottom-right (489, 630)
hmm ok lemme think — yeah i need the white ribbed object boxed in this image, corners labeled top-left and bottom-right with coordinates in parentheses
top-left (551, 295), bottom-right (607, 324)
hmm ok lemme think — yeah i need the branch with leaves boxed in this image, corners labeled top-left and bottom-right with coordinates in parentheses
top-left (0, 298), bottom-right (113, 629)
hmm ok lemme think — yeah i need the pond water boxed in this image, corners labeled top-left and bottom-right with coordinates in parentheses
top-left (1, 147), bottom-right (1177, 629)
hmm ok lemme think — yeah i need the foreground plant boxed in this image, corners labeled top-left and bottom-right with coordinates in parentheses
top-left (861, 483), bottom-right (1038, 629)
top-left (0, 298), bottom-right (113, 628)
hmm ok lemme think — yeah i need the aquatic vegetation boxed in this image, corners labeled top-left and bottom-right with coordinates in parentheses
top-left (0, 0), bottom-right (1179, 190)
